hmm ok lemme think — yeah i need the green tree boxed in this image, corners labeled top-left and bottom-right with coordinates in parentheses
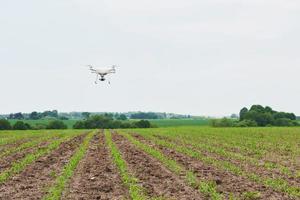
top-left (47, 120), bottom-right (67, 129)
top-left (239, 107), bottom-right (248, 121)
top-left (8, 112), bottom-right (24, 120)
top-left (29, 111), bottom-right (40, 120)
top-left (73, 121), bottom-right (86, 129)
top-left (244, 111), bottom-right (274, 126)
top-left (235, 120), bottom-right (257, 127)
top-left (82, 112), bottom-right (90, 119)
top-left (250, 105), bottom-right (265, 113)
top-left (133, 120), bottom-right (151, 128)
top-left (13, 121), bottom-right (31, 130)
top-left (274, 118), bottom-right (295, 126)
top-left (210, 118), bottom-right (235, 127)
top-left (0, 119), bottom-right (12, 130)
top-left (117, 114), bottom-right (127, 120)
top-left (274, 112), bottom-right (296, 121)
top-left (264, 106), bottom-right (274, 113)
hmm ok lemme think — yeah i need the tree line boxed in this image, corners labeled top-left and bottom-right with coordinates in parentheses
top-left (0, 115), bottom-right (154, 130)
top-left (0, 119), bottom-right (67, 130)
top-left (73, 115), bottom-right (153, 129)
top-left (4, 110), bottom-right (62, 120)
top-left (211, 105), bottom-right (299, 127)
top-left (1, 110), bottom-right (197, 121)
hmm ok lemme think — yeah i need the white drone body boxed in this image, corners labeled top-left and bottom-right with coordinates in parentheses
top-left (87, 65), bottom-right (117, 84)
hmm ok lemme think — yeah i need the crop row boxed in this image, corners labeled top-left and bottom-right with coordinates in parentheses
top-left (147, 127), bottom-right (300, 158)
top-left (133, 130), bottom-right (300, 199)
top-left (0, 132), bottom-right (63, 158)
top-left (151, 131), bottom-right (298, 179)
top-left (118, 131), bottom-right (225, 200)
top-left (138, 128), bottom-right (300, 178)
top-left (0, 131), bottom-right (83, 184)
top-left (43, 131), bottom-right (95, 200)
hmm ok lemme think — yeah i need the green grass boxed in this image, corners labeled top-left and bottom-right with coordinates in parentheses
top-left (147, 118), bottom-right (209, 127)
top-left (43, 131), bottom-right (95, 200)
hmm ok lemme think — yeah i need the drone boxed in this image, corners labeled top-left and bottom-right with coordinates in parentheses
top-left (87, 65), bottom-right (117, 84)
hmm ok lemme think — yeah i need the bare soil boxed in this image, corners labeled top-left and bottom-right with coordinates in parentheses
top-left (0, 138), bottom-right (31, 153)
top-left (0, 141), bottom-right (50, 173)
top-left (113, 133), bottom-right (204, 200)
top-left (133, 134), bottom-right (292, 200)
top-left (63, 132), bottom-right (129, 200)
top-left (0, 134), bottom-right (85, 200)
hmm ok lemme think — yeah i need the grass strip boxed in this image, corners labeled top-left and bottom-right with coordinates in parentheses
top-left (0, 132), bottom-right (82, 184)
top-left (118, 131), bottom-right (224, 200)
top-left (43, 131), bottom-right (95, 200)
top-left (105, 130), bottom-right (150, 200)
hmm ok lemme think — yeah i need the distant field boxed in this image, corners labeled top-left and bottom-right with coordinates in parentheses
top-left (147, 118), bottom-right (209, 127)
top-left (8, 119), bottom-right (78, 129)
top-left (0, 127), bottom-right (299, 199)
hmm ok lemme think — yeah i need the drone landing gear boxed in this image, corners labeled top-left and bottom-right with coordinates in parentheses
top-left (95, 74), bottom-right (99, 84)
top-left (93, 74), bottom-right (111, 84)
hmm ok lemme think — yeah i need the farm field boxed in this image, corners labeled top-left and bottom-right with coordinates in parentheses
top-left (0, 127), bottom-right (299, 200)
top-left (148, 118), bottom-right (209, 127)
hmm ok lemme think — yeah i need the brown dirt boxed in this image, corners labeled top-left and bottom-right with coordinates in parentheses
top-left (0, 141), bottom-right (50, 173)
top-left (63, 132), bottom-right (129, 200)
top-left (0, 134), bottom-right (86, 200)
top-left (153, 134), bottom-right (300, 188)
top-left (113, 132), bottom-right (204, 200)
top-left (0, 138), bottom-right (31, 153)
top-left (132, 134), bottom-right (292, 200)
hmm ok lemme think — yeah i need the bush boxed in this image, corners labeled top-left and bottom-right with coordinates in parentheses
top-left (33, 123), bottom-right (48, 130)
top-left (243, 111), bottom-right (274, 126)
top-left (120, 122), bottom-right (134, 129)
top-left (210, 118), bottom-right (235, 127)
top-left (117, 114), bottom-right (127, 120)
top-left (47, 120), bottom-right (67, 129)
top-left (73, 121), bottom-right (86, 129)
top-left (73, 115), bottom-right (153, 129)
top-left (133, 120), bottom-right (151, 128)
top-left (235, 120), bottom-right (258, 127)
top-left (0, 119), bottom-right (12, 130)
top-left (273, 118), bottom-right (295, 127)
top-left (13, 121), bottom-right (31, 130)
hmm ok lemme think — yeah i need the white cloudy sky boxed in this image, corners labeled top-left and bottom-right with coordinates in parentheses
top-left (0, 0), bottom-right (300, 116)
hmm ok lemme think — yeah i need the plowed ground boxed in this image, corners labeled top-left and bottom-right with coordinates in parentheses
top-left (0, 129), bottom-right (299, 200)
top-left (63, 133), bottom-right (128, 200)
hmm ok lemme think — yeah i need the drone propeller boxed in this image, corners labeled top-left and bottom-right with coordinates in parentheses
top-left (84, 65), bottom-right (96, 72)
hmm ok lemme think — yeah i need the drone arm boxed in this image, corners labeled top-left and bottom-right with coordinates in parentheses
top-left (95, 74), bottom-right (99, 84)
top-left (87, 65), bottom-right (96, 73)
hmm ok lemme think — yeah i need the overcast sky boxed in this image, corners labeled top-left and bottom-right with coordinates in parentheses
top-left (1, 0), bottom-right (300, 116)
